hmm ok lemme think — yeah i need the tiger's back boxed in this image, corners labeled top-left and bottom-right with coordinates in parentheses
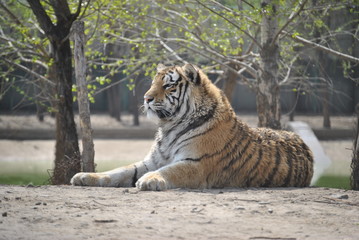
top-left (202, 119), bottom-right (313, 188)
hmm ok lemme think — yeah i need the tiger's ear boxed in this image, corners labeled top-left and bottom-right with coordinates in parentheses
top-left (183, 63), bottom-right (200, 85)
top-left (157, 63), bottom-right (166, 72)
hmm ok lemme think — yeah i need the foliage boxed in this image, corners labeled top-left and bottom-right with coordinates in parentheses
top-left (1, 0), bottom-right (358, 109)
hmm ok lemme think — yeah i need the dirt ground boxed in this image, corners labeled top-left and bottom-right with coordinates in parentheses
top-left (0, 185), bottom-right (358, 240)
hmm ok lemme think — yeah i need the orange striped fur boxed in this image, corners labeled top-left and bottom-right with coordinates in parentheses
top-left (71, 63), bottom-right (313, 190)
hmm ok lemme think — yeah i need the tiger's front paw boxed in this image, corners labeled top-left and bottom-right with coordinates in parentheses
top-left (71, 172), bottom-right (111, 187)
top-left (136, 171), bottom-right (169, 191)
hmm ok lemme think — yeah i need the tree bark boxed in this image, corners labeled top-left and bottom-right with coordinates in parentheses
top-left (322, 83), bottom-right (331, 128)
top-left (52, 36), bottom-right (81, 184)
top-left (351, 104), bottom-right (359, 190)
top-left (27, 0), bottom-right (81, 184)
top-left (257, 0), bottom-right (281, 129)
top-left (222, 63), bottom-right (239, 101)
top-left (72, 20), bottom-right (95, 173)
top-left (131, 85), bottom-right (140, 126)
top-left (107, 85), bottom-right (121, 121)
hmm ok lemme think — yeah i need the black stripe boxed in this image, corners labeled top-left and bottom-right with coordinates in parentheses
top-left (205, 121), bottom-right (245, 170)
top-left (165, 95), bottom-right (174, 105)
top-left (301, 142), bottom-right (313, 186)
top-left (300, 153), bottom-right (308, 186)
top-left (173, 82), bottom-right (187, 115)
top-left (131, 165), bottom-right (138, 187)
top-left (171, 82), bottom-right (183, 102)
top-left (223, 137), bottom-right (251, 171)
top-left (223, 147), bottom-right (256, 186)
top-left (281, 147), bottom-right (294, 187)
top-left (143, 161), bottom-right (149, 171)
top-left (302, 143), bottom-right (313, 162)
top-left (305, 157), bottom-right (313, 186)
top-left (173, 116), bottom-right (234, 156)
top-left (245, 148), bottom-right (263, 187)
top-left (262, 147), bottom-right (281, 187)
top-left (167, 73), bottom-right (173, 82)
top-left (298, 149), bottom-right (307, 186)
top-left (181, 120), bottom-right (241, 163)
top-left (232, 151), bottom-right (254, 175)
top-left (183, 157), bottom-right (202, 161)
top-left (173, 102), bottom-right (217, 144)
top-left (295, 148), bottom-right (304, 186)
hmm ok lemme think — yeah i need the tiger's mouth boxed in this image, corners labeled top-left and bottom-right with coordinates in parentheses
top-left (145, 102), bottom-right (174, 120)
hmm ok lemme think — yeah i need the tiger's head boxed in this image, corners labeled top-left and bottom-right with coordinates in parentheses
top-left (144, 63), bottom-right (204, 122)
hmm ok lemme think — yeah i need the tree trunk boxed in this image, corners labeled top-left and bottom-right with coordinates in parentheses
top-left (34, 80), bottom-right (45, 122)
top-left (322, 83), bottom-right (331, 128)
top-left (257, 0), bottom-right (281, 129)
top-left (351, 104), bottom-right (359, 190)
top-left (107, 85), bottom-right (121, 121)
top-left (131, 86), bottom-right (140, 126)
top-left (52, 37), bottom-right (81, 184)
top-left (27, 0), bottom-right (81, 184)
top-left (72, 21), bottom-right (95, 173)
top-left (222, 63), bottom-right (239, 102)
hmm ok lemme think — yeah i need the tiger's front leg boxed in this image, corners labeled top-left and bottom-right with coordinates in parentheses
top-left (136, 161), bottom-right (205, 191)
top-left (71, 161), bottom-right (150, 187)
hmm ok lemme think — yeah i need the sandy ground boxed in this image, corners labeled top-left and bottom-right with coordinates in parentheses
top-left (0, 185), bottom-right (358, 240)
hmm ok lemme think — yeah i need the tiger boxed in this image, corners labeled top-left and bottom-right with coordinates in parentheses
top-left (71, 63), bottom-right (314, 190)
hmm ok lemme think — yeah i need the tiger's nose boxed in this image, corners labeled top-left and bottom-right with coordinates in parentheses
top-left (144, 95), bottom-right (154, 103)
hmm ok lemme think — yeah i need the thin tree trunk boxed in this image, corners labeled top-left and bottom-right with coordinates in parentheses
top-left (72, 20), bottom-right (95, 173)
top-left (107, 85), bottom-right (121, 121)
top-left (34, 80), bottom-right (45, 122)
top-left (222, 63), bottom-right (238, 101)
top-left (351, 104), bottom-right (359, 190)
top-left (257, 0), bottom-right (281, 129)
top-left (131, 86), bottom-right (140, 126)
top-left (322, 84), bottom-right (331, 128)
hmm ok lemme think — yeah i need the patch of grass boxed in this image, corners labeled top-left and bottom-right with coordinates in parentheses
top-left (315, 175), bottom-right (351, 190)
top-left (0, 173), bottom-right (50, 186)
top-left (0, 172), bottom-right (353, 189)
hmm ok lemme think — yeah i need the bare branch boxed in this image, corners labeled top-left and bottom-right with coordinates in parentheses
top-left (73, 0), bottom-right (83, 19)
top-left (3, 58), bottom-right (54, 86)
top-left (0, 1), bottom-right (49, 57)
top-left (0, 1), bottom-right (22, 25)
top-left (271, 0), bottom-right (308, 46)
top-left (207, 0), bottom-right (258, 25)
top-left (289, 32), bottom-right (359, 64)
top-left (176, 41), bottom-right (257, 88)
top-left (195, 0), bottom-right (262, 48)
top-left (155, 28), bottom-right (188, 64)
